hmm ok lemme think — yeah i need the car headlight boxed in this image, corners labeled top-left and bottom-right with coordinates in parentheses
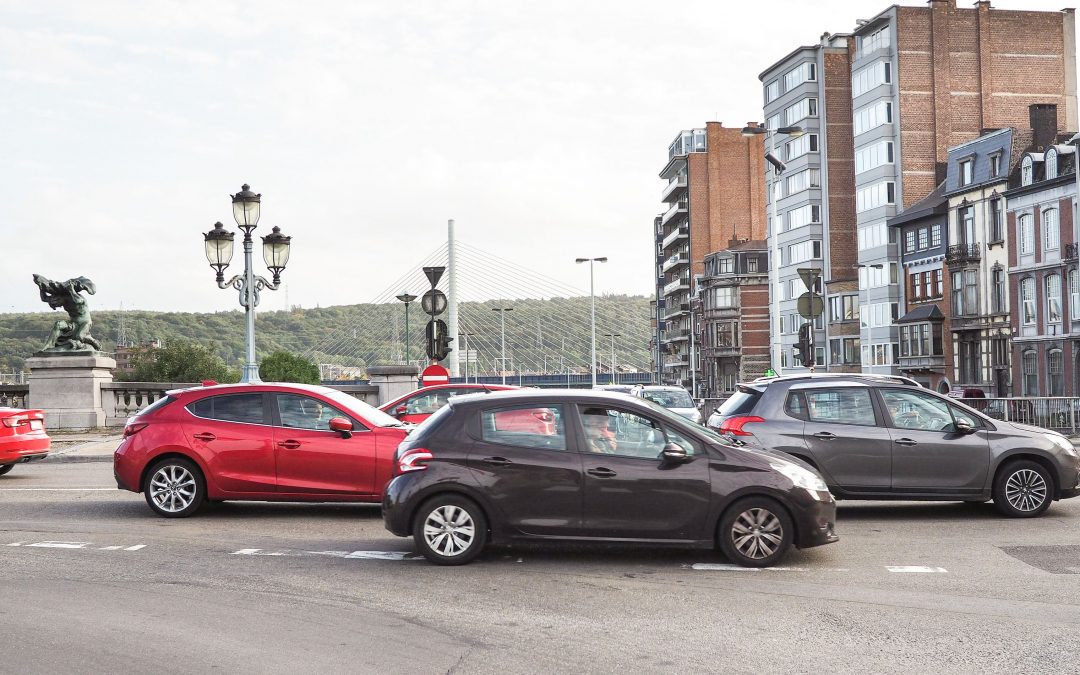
top-left (1044, 432), bottom-right (1078, 458)
top-left (770, 461), bottom-right (830, 493)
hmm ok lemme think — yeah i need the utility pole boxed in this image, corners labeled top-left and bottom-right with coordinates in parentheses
top-left (492, 306), bottom-right (513, 385)
top-left (604, 333), bottom-right (620, 385)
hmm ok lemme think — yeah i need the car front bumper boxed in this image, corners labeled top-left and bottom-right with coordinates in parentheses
top-left (794, 494), bottom-right (839, 549)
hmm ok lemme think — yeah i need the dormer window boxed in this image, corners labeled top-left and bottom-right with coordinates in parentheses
top-left (1022, 156), bottom-right (1034, 186)
top-left (1046, 148), bottom-right (1058, 179)
top-left (959, 159), bottom-right (974, 186)
top-left (989, 152), bottom-right (1002, 178)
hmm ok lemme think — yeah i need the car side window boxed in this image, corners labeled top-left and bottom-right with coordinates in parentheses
top-left (190, 393), bottom-right (265, 425)
top-left (481, 405), bottom-right (565, 451)
top-left (880, 389), bottom-right (955, 432)
top-left (949, 405), bottom-right (982, 429)
top-left (276, 394), bottom-right (345, 431)
top-left (803, 389), bottom-right (877, 426)
top-left (407, 391), bottom-right (453, 415)
top-left (578, 405), bottom-right (669, 459)
top-left (785, 392), bottom-right (808, 420)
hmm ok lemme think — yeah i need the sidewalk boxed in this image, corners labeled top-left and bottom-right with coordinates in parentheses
top-left (44, 431), bottom-right (122, 463)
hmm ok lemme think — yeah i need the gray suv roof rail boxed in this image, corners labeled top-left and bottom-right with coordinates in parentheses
top-left (747, 373), bottom-right (921, 387)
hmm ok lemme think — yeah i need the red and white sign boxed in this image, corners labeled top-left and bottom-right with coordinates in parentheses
top-left (421, 364), bottom-right (450, 386)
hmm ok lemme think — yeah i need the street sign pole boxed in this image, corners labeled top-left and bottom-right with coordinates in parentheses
top-left (796, 268), bottom-right (823, 373)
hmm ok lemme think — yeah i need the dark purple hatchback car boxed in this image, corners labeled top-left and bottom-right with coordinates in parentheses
top-left (383, 390), bottom-right (838, 567)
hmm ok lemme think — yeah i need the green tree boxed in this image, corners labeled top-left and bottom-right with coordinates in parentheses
top-left (259, 350), bottom-right (321, 384)
top-left (124, 341), bottom-right (240, 383)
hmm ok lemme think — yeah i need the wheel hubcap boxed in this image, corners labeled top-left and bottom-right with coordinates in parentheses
top-left (423, 505), bottom-right (475, 557)
top-left (149, 465), bottom-right (197, 513)
top-left (731, 508), bottom-right (783, 560)
top-left (1005, 469), bottom-right (1047, 512)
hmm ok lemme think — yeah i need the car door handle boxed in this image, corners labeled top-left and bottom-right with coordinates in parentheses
top-left (812, 432), bottom-right (836, 440)
top-left (587, 468), bottom-right (617, 478)
top-left (193, 432), bottom-right (215, 442)
top-left (277, 440), bottom-right (301, 450)
top-left (481, 456), bottom-right (511, 466)
top-left (895, 438), bottom-right (918, 446)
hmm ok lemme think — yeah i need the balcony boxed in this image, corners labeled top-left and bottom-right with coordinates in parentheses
top-left (661, 224), bottom-right (690, 250)
top-left (665, 302), bottom-right (690, 319)
top-left (660, 176), bottom-right (688, 203)
top-left (1066, 242), bottom-right (1079, 261)
top-left (661, 200), bottom-right (689, 227)
top-left (662, 252), bottom-right (690, 273)
top-left (663, 277), bottom-right (690, 296)
top-left (945, 243), bottom-right (981, 266)
top-left (669, 328), bottom-right (690, 342)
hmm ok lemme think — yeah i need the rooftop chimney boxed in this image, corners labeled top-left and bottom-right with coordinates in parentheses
top-left (1030, 103), bottom-right (1059, 150)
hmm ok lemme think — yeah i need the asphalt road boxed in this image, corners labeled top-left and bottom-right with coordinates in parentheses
top-left (3, 462), bottom-right (1080, 674)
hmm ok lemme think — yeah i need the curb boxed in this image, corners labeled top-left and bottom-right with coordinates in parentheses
top-left (43, 454), bottom-right (114, 464)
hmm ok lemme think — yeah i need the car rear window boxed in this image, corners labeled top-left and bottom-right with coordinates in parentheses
top-left (480, 404), bottom-right (566, 451)
top-left (717, 390), bottom-right (761, 416)
top-left (186, 393), bottom-right (266, 425)
top-left (138, 395), bottom-right (176, 417)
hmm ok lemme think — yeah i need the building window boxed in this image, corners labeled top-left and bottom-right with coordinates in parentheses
top-left (747, 257), bottom-right (759, 273)
top-left (962, 269), bottom-right (978, 316)
top-left (1071, 268), bottom-right (1080, 320)
top-left (918, 227), bottom-right (929, 250)
top-left (716, 321), bottom-right (739, 348)
top-left (857, 222), bottom-right (892, 250)
top-left (829, 295), bottom-right (859, 322)
top-left (785, 134), bottom-right (819, 161)
top-left (855, 141), bottom-right (894, 174)
top-left (1049, 349), bottom-right (1064, 396)
top-left (718, 257), bottom-right (734, 274)
top-left (931, 224), bottom-right (941, 248)
top-left (1021, 277), bottom-right (1036, 325)
top-left (852, 61), bottom-right (892, 97)
top-left (1021, 156), bottom-right (1034, 186)
top-left (905, 230), bottom-right (916, 252)
top-left (958, 338), bottom-right (980, 384)
top-left (959, 159), bottom-right (974, 186)
top-left (1047, 274), bottom-right (1063, 324)
top-left (856, 181), bottom-right (895, 212)
top-left (992, 267), bottom-right (1006, 314)
top-left (787, 204), bottom-right (821, 231)
top-left (1043, 208), bottom-right (1059, 251)
top-left (858, 26), bottom-right (891, 56)
top-left (1019, 214), bottom-right (1034, 255)
top-left (960, 206), bottom-right (975, 245)
top-left (787, 240), bottom-right (822, 264)
top-left (784, 98), bottom-right (818, 126)
top-left (786, 169), bottom-right (820, 195)
top-left (990, 198), bottom-right (1004, 242)
top-left (765, 80), bottom-right (779, 103)
top-left (935, 268), bottom-right (944, 297)
top-left (1022, 350), bottom-right (1038, 396)
top-left (951, 271), bottom-right (963, 315)
top-left (989, 153), bottom-right (1001, 178)
top-left (1045, 148), bottom-right (1058, 179)
top-left (853, 101), bottom-right (892, 135)
top-left (909, 272), bottom-right (922, 300)
top-left (766, 113), bottom-right (781, 130)
top-left (783, 62), bottom-right (817, 91)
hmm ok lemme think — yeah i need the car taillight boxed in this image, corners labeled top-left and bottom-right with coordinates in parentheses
top-left (2, 416), bottom-right (28, 428)
top-left (123, 423), bottom-right (148, 438)
top-left (396, 447), bottom-right (434, 475)
top-left (719, 415), bottom-right (765, 436)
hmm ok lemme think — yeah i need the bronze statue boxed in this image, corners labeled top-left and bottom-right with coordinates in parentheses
top-left (32, 274), bottom-right (101, 352)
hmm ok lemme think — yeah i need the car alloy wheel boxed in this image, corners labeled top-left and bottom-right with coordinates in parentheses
top-left (413, 495), bottom-right (487, 565)
top-left (993, 460), bottom-right (1054, 518)
top-left (718, 497), bottom-right (794, 568)
top-left (144, 458), bottom-right (205, 518)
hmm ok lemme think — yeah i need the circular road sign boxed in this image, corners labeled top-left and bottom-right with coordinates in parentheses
top-left (797, 292), bottom-right (824, 319)
top-left (421, 289), bottom-right (448, 316)
top-left (421, 364), bottom-right (450, 386)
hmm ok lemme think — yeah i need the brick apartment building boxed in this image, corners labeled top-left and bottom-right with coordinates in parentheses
top-left (655, 123), bottom-right (766, 390)
top-left (759, 0), bottom-right (1077, 375)
top-left (698, 241), bottom-right (770, 398)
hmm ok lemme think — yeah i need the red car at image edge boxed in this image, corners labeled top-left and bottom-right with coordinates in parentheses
top-left (114, 382), bottom-right (411, 517)
top-left (378, 383), bottom-right (519, 425)
top-left (0, 407), bottom-right (51, 476)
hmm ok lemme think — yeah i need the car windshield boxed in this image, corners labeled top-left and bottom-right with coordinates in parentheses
top-left (633, 397), bottom-right (737, 447)
top-left (641, 389), bottom-right (694, 408)
top-left (319, 388), bottom-right (407, 428)
top-left (717, 389), bottom-right (762, 416)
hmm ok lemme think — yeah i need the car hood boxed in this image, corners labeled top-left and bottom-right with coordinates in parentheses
top-left (669, 407), bottom-right (699, 419)
top-left (1008, 422), bottom-right (1059, 438)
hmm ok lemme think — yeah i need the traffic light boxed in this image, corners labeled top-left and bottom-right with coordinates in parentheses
top-left (425, 319), bottom-right (453, 361)
top-left (795, 322), bottom-right (814, 368)
top-left (435, 333), bottom-right (454, 361)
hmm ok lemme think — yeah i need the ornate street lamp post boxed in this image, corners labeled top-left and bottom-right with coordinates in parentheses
top-left (202, 184), bottom-right (292, 383)
top-left (396, 292), bottom-right (417, 364)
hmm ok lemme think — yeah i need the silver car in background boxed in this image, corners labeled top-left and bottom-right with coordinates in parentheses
top-left (706, 374), bottom-right (1080, 518)
top-left (632, 385), bottom-right (702, 424)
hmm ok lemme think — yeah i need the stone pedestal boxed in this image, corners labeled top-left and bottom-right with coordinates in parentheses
top-left (26, 353), bottom-right (116, 430)
top-left (367, 364), bottom-right (420, 406)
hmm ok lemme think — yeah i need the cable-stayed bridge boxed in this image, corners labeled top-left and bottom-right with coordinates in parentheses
top-left (304, 238), bottom-right (652, 380)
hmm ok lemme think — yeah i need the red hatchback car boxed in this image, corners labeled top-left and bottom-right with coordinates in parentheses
top-left (114, 383), bottom-right (410, 517)
top-left (0, 407), bottom-right (50, 476)
top-left (379, 384), bottom-right (518, 425)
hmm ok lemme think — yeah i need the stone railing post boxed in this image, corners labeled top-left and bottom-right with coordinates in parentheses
top-left (366, 365), bottom-right (420, 407)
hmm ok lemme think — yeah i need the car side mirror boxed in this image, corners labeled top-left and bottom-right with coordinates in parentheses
top-left (954, 421), bottom-right (976, 435)
top-left (661, 442), bottom-right (689, 463)
top-left (394, 405), bottom-right (407, 418)
top-left (329, 417), bottom-right (353, 439)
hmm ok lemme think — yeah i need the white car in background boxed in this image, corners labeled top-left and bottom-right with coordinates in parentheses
top-left (631, 385), bottom-right (702, 424)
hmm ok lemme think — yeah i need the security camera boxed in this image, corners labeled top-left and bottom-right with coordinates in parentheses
top-left (765, 152), bottom-right (787, 175)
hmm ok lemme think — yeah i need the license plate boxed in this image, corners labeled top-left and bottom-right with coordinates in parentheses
top-left (29, 420), bottom-right (43, 431)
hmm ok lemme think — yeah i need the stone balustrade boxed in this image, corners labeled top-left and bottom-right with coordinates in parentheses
top-left (0, 384), bottom-right (30, 409)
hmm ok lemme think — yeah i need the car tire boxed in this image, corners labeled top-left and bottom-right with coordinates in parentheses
top-left (992, 460), bottom-right (1054, 518)
top-left (718, 497), bottom-right (794, 568)
top-left (0, 464), bottom-right (13, 477)
top-left (413, 495), bottom-right (488, 566)
top-left (143, 457), bottom-right (206, 518)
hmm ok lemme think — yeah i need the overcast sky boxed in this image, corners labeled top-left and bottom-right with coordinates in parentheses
top-left (0, 0), bottom-right (1070, 314)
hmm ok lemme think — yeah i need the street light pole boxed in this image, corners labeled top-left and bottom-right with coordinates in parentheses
top-left (461, 332), bottom-right (475, 383)
top-left (202, 184), bottom-right (292, 384)
top-left (492, 307), bottom-right (513, 385)
top-left (395, 292), bottom-right (416, 365)
top-left (576, 256), bottom-right (608, 387)
top-left (742, 125), bottom-right (803, 376)
top-left (604, 333), bottom-right (620, 385)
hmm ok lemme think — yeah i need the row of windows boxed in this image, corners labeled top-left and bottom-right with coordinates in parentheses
top-left (856, 181), bottom-right (896, 212)
top-left (786, 168), bottom-right (820, 195)
top-left (1019, 274), bottom-right (1075, 326)
top-left (956, 152), bottom-right (1003, 188)
top-left (854, 101), bottom-right (892, 136)
top-left (785, 203), bottom-right (821, 231)
top-left (852, 61), bottom-right (892, 97)
top-left (855, 141), bottom-right (894, 174)
top-left (1021, 349), bottom-right (1065, 396)
top-left (787, 239), bottom-right (822, 264)
top-left (782, 276), bottom-right (823, 300)
top-left (779, 313), bottom-right (825, 334)
top-left (829, 294), bottom-right (860, 322)
top-left (785, 134), bottom-right (819, 161)
top-left (857, 221), bottom-right (896, 250)
top-left (1017, 209), bottom-right (1059, 256)
top-left (859, 262), bottom-right (898, 290)
top-left (898, 322), bottom-right (943, 358)
top-left (860, 302), bottom-right (899, 328)
top-left (764, 62), bottom-right (818, 103)
top-left (908, 269), bottom-right (944, 302)
top-left (904, 224), bottom-right (942, 253)
top-left (829, 337), bottom-right (861, 365)
top-left (858, 27), bottom-right (891, 57)
top-left (785, 97), bottom-right (817, 126)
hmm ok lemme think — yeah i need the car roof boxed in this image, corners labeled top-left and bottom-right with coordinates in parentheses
top-left (448, 388), bottom-right (657, 407)
top-left (635, 385), bottom-right (688, 392)
top-left (166, 382), bottom-right (343, 397)
top-left (743, 373), bottom-right (921, 389)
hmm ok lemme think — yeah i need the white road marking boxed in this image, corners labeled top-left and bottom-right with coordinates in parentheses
top-left (25, 541), bottom-right (90, 549)
top-left (7, 540), bottom-right (147, 551)
top-left (124, 544), bottom-right (146, 551)
top-left (99, 546), bottom-right (123, 550)
top-left (231, 548), bottom-right (293, 556)
top-left (342, 550), bottom-right (418, 561)
top-left (231, 548), bottom-right (419, 560)
top-left (7, 542), bottom-right (27, 547)
top-left (887, 565), bottom-right (948, 573)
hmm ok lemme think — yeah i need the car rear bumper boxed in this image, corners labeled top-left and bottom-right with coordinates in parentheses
top-left (0, 436), bottom-right (51, 465)
top-left (382, 474), bottom-right (414, 536)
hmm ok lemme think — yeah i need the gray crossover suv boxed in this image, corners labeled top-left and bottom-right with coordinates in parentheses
top-left (707, 374), bottom-right (1080, 517)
